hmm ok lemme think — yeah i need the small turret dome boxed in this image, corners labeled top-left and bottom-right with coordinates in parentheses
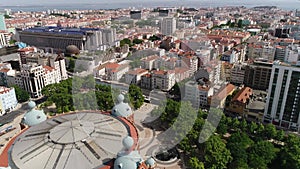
top-left (145, 157), bottom-right (156, 167)
top-left (28, 101), bottom-right (36, 109)
top-left (114, 157), bottom-right (137, 169)
top-left (66, 45), bottom-right (80, 55)
top-left (112, 94), bottom-right (132, 118)
top-left (23, 101), bottom-right (47, 126)
top-left (122, 136), bottom-right (134, 150)
top-left (117, 94), bottom-right (125, 103)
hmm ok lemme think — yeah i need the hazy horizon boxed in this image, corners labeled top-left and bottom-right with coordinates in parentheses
top-left (0, 0), bottom-right (299, 6)
top-left (0, 0), bottom-right (299, 11)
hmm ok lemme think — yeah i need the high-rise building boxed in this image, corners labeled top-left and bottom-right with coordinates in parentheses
top-left (160, 17), bottom-right (176, 36)
top-left (296, 9), bottom-right (300, 17)
top-left (264, 61), bottom-right (300, 132)
top-left (0, 14), bottom-right (6, 31)
top-left (101, 28), bottom-right (117, 47)
top-left (130, 10), bottom-right (142, 20)
top-left (274, 46), bottom-right (286, 61)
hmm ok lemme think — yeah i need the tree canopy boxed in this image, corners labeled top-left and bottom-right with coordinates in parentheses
top-left (128, 84), bottom-right (144, 109)
top-left (279, 134), bottom-right (300, 169)
top-left (203, 135), bottom-right (232, 169)
top-left (12, 85), bottom-right (30, 102)
top-left (42, 76), bottom-right (119, 113)
top-left (152, 98), bottom-right (296, 169)
top-left (188, 157), bottom-right (205, 169)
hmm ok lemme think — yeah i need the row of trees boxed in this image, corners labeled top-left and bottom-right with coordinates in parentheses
top-left (120, 35), bottom-right (161, 48)
top-left (42, 76), bottom-right (144, 114)
top-left (120, 38), bottom-right (143, 47)
top-left (151, 99), bottom-right (300, 169)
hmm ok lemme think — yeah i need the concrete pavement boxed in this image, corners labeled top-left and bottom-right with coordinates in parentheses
top-left (134, 103), bottom-right (184, 169)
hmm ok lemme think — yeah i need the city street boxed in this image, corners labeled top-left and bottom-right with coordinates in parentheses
top-left (0, 102), bottom-right (27, 124)
top-left (134, 103), bottom-right (182, 169)
top-left (0, 103), bottom-right (26, 154)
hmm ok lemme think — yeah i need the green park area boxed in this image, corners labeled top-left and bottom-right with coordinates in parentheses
top-left (151, 99), bottom-right (300, 169)
top-left (41, 75), bottom-right (144, 115)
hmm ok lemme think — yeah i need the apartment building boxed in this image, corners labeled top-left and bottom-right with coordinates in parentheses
top-left (274, 46), bottom-right (286, 61)
top-left (20, 62), bottom-right (62, 98)
top-left (196, 60), bottom-right (221, 85)
top-left (21, 63), bottom-right (45, 98)
top-left (184, 79), bottom-right (213, 108)
top-left (221, 50), bottom-right (239, 64)
top-left (230, 63), bottom-right (246, 85)
top-left (174, 67), bottom-right (190, 82)
top-left (125, 68), bottom-right (148, 85)
top-left (104, 63), bottom-right (130, 81)
top-left (151, 70), bottom-right (175, 91)
top-left (153, 56), bottom-right (178, 70)
top-left (0, 86), bottom-right (18, 115)
top-left (160, 17), bottom-right (176, 36)
top-left (140, 55), bottom-right (159, 70)
top-left (18, 47), bottom-right (36, 65)
top-left (284, 44), bottom-right (300, 64)
top-left (0, 63), bottom-right (15, 86)
top-left (221, 62), bottom-right (233, 81)
top-left (141, 73), bottom-right (152, 90)
top-left (181, 55), bottom-right (198, 76)
top-left (43, 66), bottom-right (61, 86)
top-left (20, 51), bottom-right (68, 80)
top-left (244, 60), bottom-right (273, 90)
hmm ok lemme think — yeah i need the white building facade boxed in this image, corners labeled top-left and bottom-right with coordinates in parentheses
top-left (184, 80), bottom-right (213, 108)
top-left (264, 62), bottom-right (300, 132)
top-left (152, 70), bottom-right (175, 91)
top-left (21, 63), bottom-right (45, 98)
top-left (0, 87), bottom-right (18, 115)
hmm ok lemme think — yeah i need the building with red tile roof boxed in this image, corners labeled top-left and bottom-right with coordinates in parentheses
top-left (125, 68), bottom-right (149, 85)
top-left (211, 83), bottom-right (236, 108)
top-left (152, 70), bottom-right (175, 91)
top-left (228, 87), bottom-right (253, 116)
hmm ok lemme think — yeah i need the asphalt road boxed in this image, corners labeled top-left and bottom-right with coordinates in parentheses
top-left (0, 103), bottom-right (28, 125)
